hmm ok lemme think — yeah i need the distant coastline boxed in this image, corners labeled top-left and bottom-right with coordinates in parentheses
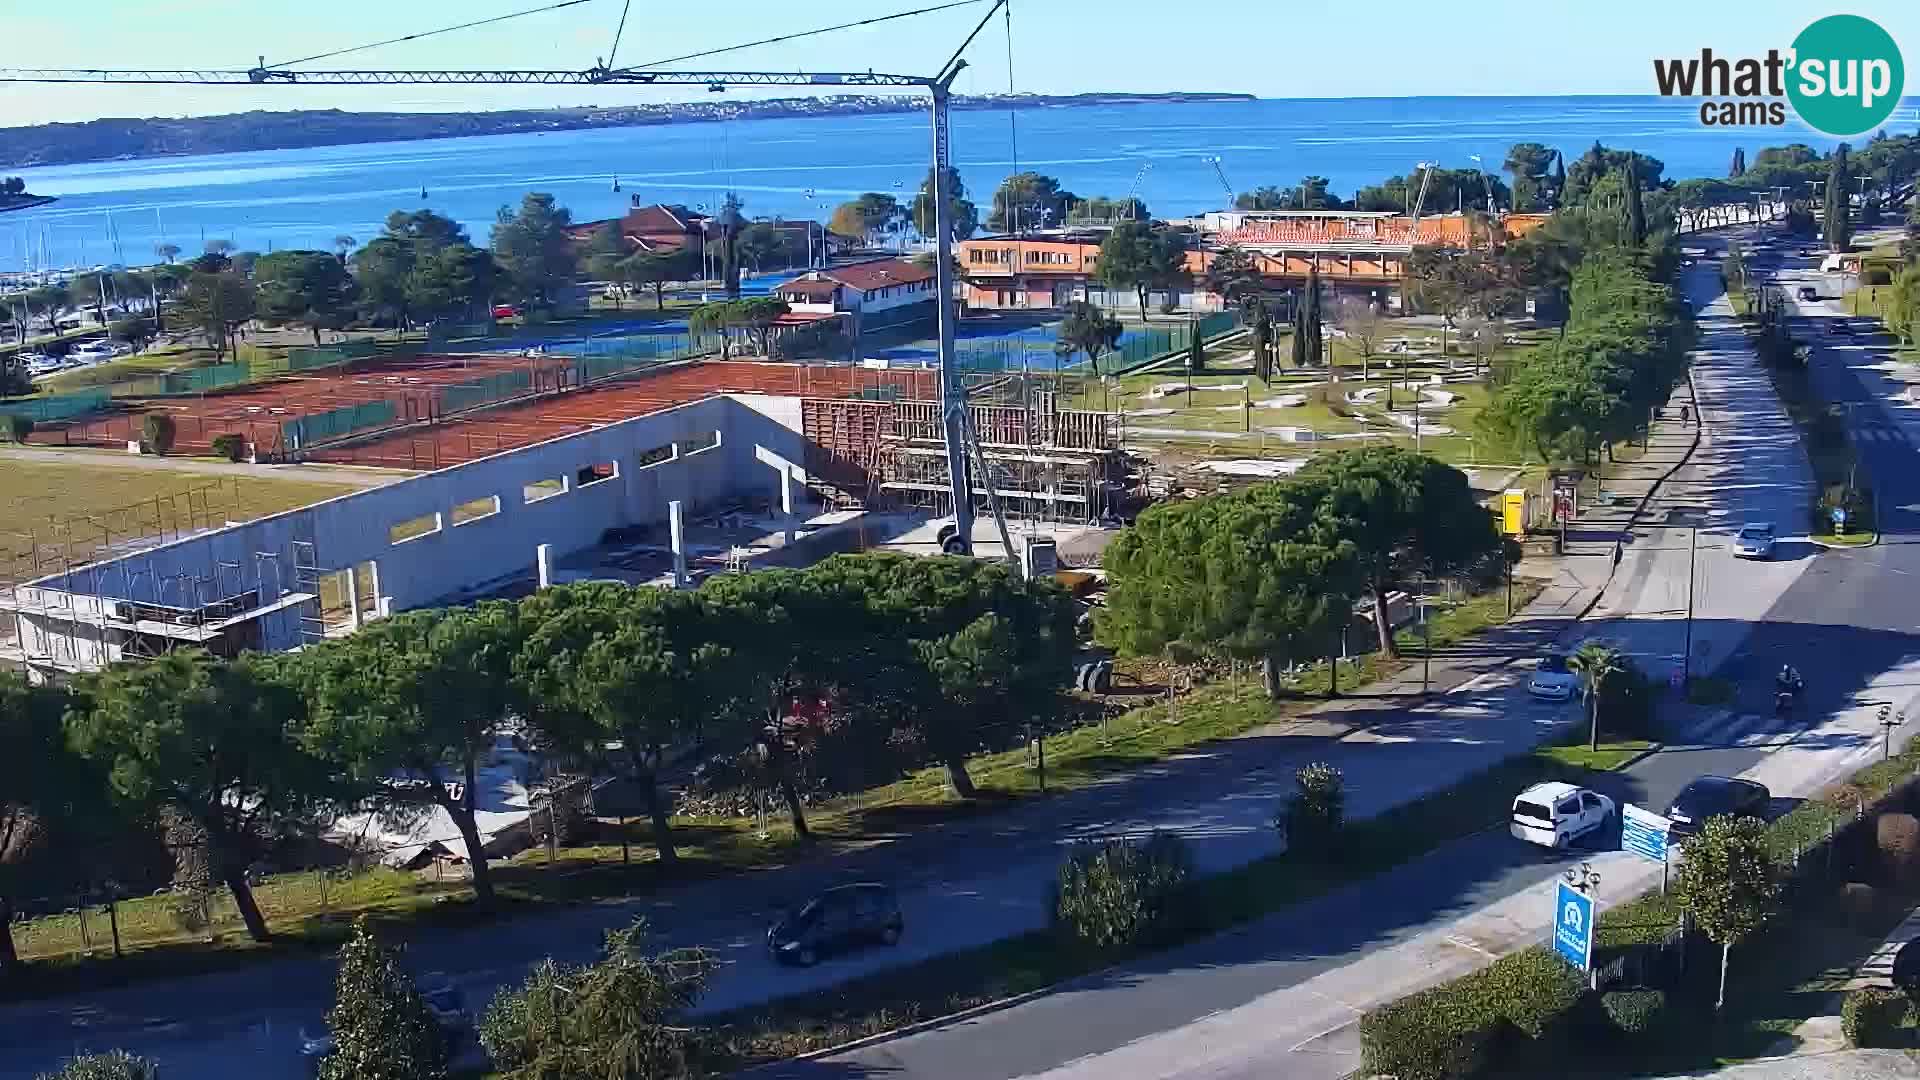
top-left (0, 193), bottom-right (56, 213)
top-left (0, 92), bottom-right (1255, 170)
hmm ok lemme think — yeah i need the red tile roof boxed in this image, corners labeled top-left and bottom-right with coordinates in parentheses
top-left (819, 258), bottom-right (933, 292)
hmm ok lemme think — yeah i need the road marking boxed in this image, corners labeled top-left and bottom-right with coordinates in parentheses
top-left (1445, 934), bottom-right (1498, 959)
top-left (1288, 1017), bottom-right (1361, 1053)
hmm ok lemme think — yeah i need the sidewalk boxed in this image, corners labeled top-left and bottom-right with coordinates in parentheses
top-left (1789, 902), bottom-right (1920, 1055)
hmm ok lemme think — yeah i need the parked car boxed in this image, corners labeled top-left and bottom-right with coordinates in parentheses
top-left (1827, 320), bottom-right (1853, 336)
top-left (1526, 652), bottom-right (1581, 701)
top-left (491, 303), bottom-right (520, 319)
top-left (1796, 286), bottom-right (1819, 301)
top-left (1664, 775), bottom-right (1771, 838)
top-left (1510, 782), bottom-right (1615, 850)
top-left (767, 882), bottom-right (903, 967)
top-left (1733, 522), bottom-right (1777, 560)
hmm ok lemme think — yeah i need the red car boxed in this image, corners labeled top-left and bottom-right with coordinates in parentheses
top-left (491, 304), bottom-right (520, 319)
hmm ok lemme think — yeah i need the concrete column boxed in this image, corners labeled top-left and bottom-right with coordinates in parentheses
top-left (669, 500), bottom-right (689, 589)
top-left (343, 566), bottom-right (360, 629)
top-left (779, 467), bottom-right (796, 544)
top-left (536, 543), bottom-right (554, 589)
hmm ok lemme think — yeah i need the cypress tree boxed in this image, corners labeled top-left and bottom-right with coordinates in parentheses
top-left (1729, 147), bottom-right (1746, 178)
top-left (1625, 153), bottom-right (1647, 246)
top-left (1290, 292), bottom-right (1308, 368)
top-left (317, 919), bottom-right (448, 1080)
top-left (1824, 144), bottom-right (1852, 252)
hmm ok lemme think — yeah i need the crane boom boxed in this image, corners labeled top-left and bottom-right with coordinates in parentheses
top-left (0, 66), bottom-right (930, 87)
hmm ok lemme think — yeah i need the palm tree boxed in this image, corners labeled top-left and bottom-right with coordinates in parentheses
top-left (1568, 641), bottom-right (1629, 751)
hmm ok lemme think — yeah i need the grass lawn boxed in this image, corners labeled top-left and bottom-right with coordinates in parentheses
top-left (10, 578), bottom-right (1547, 992)
top-left (0, 460), bottom-right (357, 583)
top-left (710, 723), bottom-right (1646, 1068)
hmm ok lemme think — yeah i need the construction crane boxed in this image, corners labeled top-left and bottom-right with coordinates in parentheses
top-left (1122, 161), bottom-right (1153, 221)
top-left (0, 4), bottom-right (1020, 561)
top-left (1203, 155), bottom-right (1236, 209)
top-left (1407, 161), bottom-right (1437, 229)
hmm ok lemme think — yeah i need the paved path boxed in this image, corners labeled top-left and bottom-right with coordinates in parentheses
top-left (774, 246), bottom-right (1920, 1080)
top-left (1663, 1050), bottom-right (1920, 1079)
top-left (0, 445), bottom-right (407, 488)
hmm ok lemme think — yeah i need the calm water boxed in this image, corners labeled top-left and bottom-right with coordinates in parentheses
top-left (5, 95), bottom-right (1916, 273)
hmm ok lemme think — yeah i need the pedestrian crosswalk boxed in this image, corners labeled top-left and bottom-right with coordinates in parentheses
top-left (1854, 426), bottom-right (1911, 445)
top-left (1664, 708), bottom-right (1808, 749)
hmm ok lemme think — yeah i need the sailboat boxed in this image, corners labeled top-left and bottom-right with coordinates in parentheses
top-left (420, 184), bottom-right (429, 200)
top-left (611, 175), bottom-right (621, 193)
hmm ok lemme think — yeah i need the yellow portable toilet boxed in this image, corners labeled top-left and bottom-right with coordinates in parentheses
top-left (1501, 489), bottom-right (1529, 536)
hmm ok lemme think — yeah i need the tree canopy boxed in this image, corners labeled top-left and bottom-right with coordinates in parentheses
top-left (988, 171), bottom-right (1077, 232)
top-left (254, 250), bottom-right (357, 345)
top-left (490, 193), bottom-right (577, 310)
top-left (1054, 300), bottom-right (1124, 375)
top-left (912, 166), bottom-right (979, 244)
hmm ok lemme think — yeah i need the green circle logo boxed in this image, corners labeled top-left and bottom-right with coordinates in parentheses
top-left (1787, 15), bottom-right (1904, 136)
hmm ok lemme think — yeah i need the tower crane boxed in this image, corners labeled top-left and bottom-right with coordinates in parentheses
top-left (0, 1), bottom-right (1018, 560)
top-left (1122, 161), bottom-right (1153, 221)
top-left (1203, 155), bottom-right (1236, 209)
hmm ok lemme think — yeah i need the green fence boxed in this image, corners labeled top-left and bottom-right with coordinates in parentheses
top-left (112, 362), bottom-right (253, 398)
top-left (282, 341), bottom-right (379, 373)
top-left (427, 320), bottom-right (498, 344)
top-left (281, 400), bottom-right (397, 450)
top-left (439, 368), bottom-right (533, 414)
top-left (1, 388), bottom-right (111, 423)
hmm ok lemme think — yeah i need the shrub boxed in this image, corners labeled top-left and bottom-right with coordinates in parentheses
top-left (1279, 762), bottom-right (1345, 859)
top-left (1051, 832), bottom-right (1193, 950)
top-left (1357, 947), bottom-right (1586, 1079)
top-left (478, 919), bottom-right (714, 1080)
top-left (210, 433), bottom-right (247, 462)
top-left (33, 1051), bottom-right (159, 1080)
top-left (1877, 813), bottom-right (1920, 885)
top-left (1599, 989), bottom-right (1668, 1040)
top-left (139, 413), bottom-right (176, 455)
top-left (317, 918), bottom-right (447, 1080)
top-left (2, 413), bottom-right (30, 443)
top-left (1841, 986), bottom-right (1909, 1048)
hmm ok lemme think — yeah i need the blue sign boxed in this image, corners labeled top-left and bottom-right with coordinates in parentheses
top-left (1553, 881), bottom-right (1595, 972)
top-left (1621, 804), bottom-right (1672, 865)
top-left (1832, 506), bottom-right (1848, 526)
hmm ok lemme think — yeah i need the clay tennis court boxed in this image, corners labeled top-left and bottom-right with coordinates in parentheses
top-left (310, 360), bottom-right (940, 470)
top-left (28, 354), bottom-right (574, 458)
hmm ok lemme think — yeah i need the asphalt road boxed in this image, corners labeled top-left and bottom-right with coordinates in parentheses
top-left (775, 234), bottom-right (1920, 1080)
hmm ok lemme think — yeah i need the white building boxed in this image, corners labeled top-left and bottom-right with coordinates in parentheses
top-left (774, 257), bottom-right (939, 332)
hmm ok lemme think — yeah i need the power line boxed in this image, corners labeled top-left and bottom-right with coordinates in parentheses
top-left (270, 0), bottom-right (598, 68)
top-left (630, 0), bottom-right (984, 70)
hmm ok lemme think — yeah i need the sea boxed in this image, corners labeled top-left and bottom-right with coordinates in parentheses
top-left (4, 94), bottom-right (1917, 274)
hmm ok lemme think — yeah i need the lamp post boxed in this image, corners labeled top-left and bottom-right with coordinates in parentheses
top-left (1681, 523), bottom-right (1699, 686)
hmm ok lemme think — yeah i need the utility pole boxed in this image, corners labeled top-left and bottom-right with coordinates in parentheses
top-left (1681, 524), bottom-right (1698, 685)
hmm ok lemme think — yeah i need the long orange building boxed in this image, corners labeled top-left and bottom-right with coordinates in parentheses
top-left (956, 210), bottom-right (1549, 311)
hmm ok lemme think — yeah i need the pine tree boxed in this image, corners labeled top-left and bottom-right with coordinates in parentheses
top-left (317, 919), bottom-right (449, 1080)
top-left (1729, 147), bottom-right (1746, 178)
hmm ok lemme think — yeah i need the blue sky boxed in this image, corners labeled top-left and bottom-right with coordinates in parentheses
top-left (2, 0), bottom-right (1917, 124)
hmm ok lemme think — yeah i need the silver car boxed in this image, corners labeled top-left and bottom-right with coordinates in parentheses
top-left (1733, 523), bottom-right (1776, 560)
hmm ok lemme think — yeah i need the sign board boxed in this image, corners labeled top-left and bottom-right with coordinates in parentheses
top-left (1832, 506), bottom-right (1848, 531)
top-left (1501, 489), bottom-right (1528, 537)
top-left (1552, 880), bottom-right (1595, 972)
top-left (1621, 803), bottom-right (1672, 865)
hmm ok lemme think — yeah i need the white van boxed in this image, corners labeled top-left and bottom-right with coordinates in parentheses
top-left (1510, 781), bottom-right (1615, 850)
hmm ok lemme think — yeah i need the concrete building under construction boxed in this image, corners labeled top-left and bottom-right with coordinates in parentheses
top-left (2, 357), bottom-right (1127, 680)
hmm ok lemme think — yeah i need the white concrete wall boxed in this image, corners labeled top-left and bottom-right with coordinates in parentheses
top-left (30, 394), bottom-right (811, 654)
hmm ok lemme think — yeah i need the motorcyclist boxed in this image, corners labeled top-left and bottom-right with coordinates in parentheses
top-left (1776, 664), bottom-right (1804, 696)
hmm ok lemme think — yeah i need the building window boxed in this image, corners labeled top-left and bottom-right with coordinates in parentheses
top-left (682, 429), bottom-right (723, 457)
top-left (389, 512), bottom-right (443, 545)
top-left (637, 443), bottom-right (677, 469)
top-left (523, 476), bottom-right (568, 504)
top-left (574, 461), bottom-right (619, 488)
top-left (450, 495), bottom-right (501, 526)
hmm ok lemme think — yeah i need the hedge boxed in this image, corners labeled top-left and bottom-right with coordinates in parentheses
top-left (1050, 832), bottom-right (1194, 950)
top-left (210, 433), bottom-right (247, 463)
top-left (1841, 986), bottom-right (1909, 1048)
top-left (1357, 947), bottom-right (1585, 1080)
top-left (1599, 988), bottom-right (1669, 1040)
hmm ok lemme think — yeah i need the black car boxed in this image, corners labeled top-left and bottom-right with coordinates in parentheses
top-left (1664, 775), bottom-right (1771, 837)
top-left (1797, 286), bottom-right (1819, 301)
top-left (768, 882), bottom-right (903, 967)
top-left (1828, 320), bottom-right (1853, 336)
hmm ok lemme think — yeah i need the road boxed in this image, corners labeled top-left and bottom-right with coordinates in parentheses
top-left (769, 236), bottom-right (1920, 1080)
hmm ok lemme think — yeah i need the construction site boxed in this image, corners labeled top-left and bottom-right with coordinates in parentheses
top-left (0, 341), bottom-right (1157, 679)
